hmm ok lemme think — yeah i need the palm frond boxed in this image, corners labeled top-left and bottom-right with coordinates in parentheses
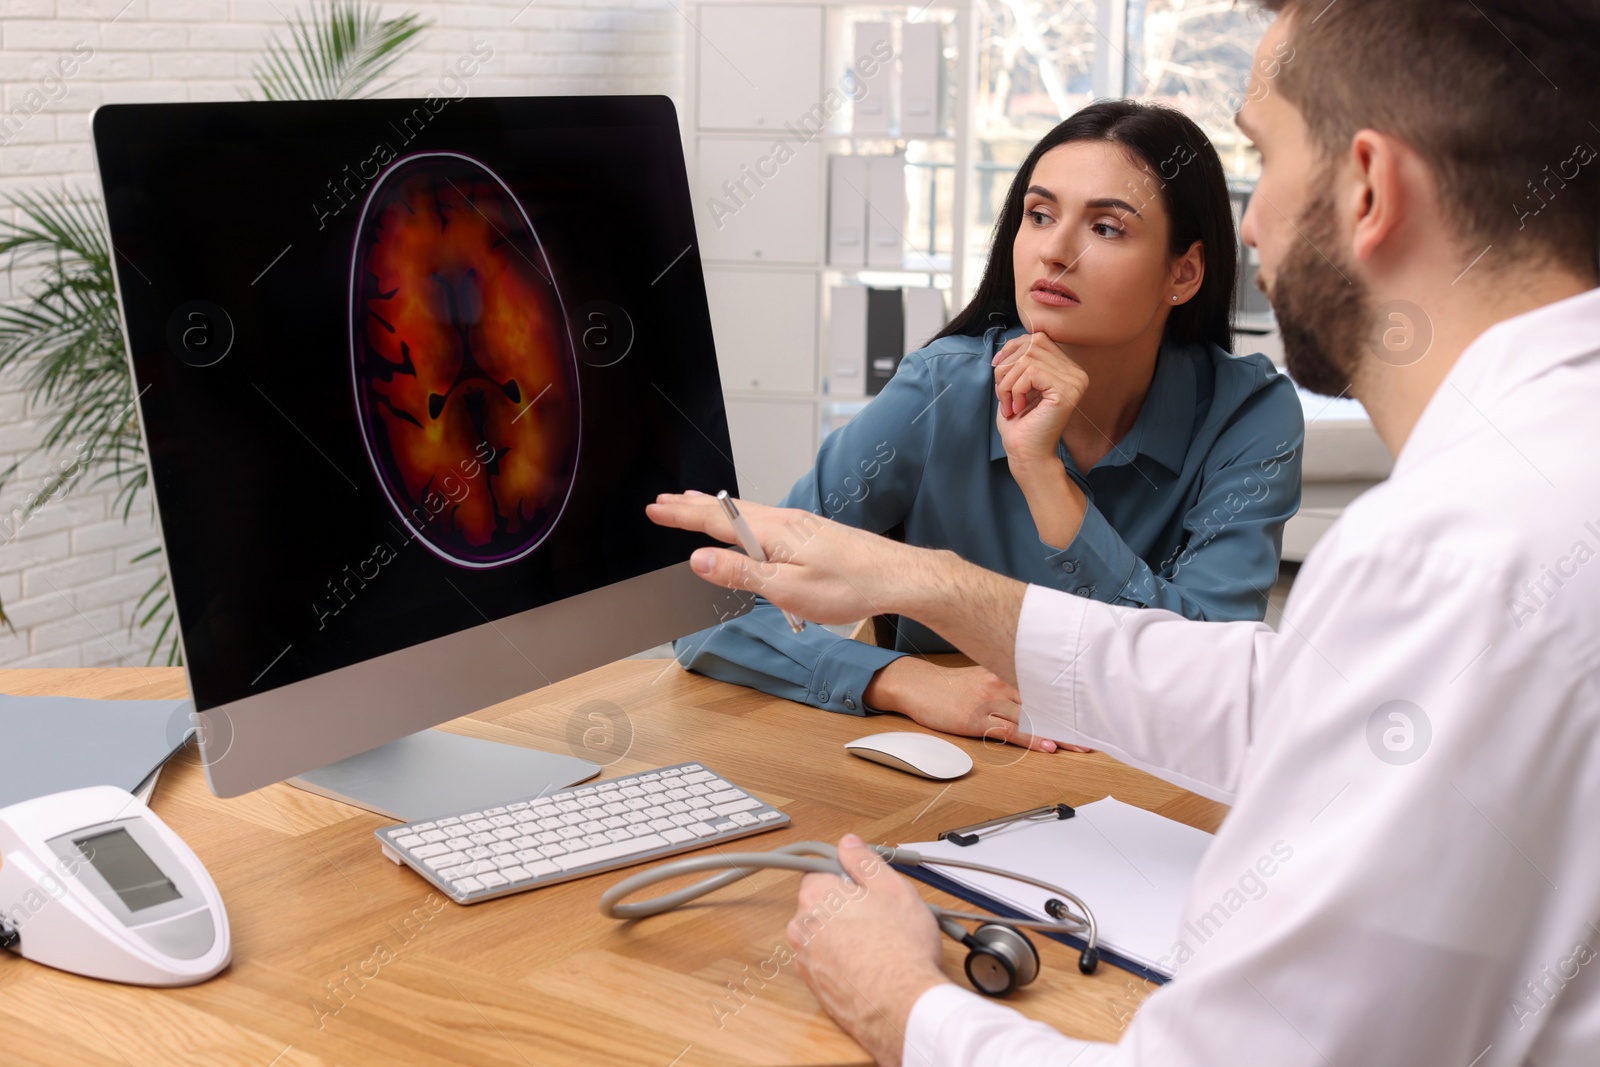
top-left (1, 1), bottom-right (433, 656)
top-left (250, 0), bottom-right (429, 101)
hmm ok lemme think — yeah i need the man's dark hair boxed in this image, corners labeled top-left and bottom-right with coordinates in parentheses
top-left (1256, 0), bottom-right (1600, 277)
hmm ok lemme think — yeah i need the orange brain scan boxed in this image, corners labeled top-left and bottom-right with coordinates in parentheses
top-left (351, 153), bottom-right (580, 566)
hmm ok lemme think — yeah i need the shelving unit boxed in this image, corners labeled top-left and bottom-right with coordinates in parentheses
top-left (683, 0), bottom-right (976, 503)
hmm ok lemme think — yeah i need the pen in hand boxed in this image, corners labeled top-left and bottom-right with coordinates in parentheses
top-left (715, 490), bottom-right (806, 634)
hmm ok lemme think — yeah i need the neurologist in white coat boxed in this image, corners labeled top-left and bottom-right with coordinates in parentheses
top-left (648, 0), bottom-right (1600, 1063)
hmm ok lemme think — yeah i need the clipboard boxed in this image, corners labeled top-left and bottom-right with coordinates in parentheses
top-left (899, 796), bottom-right (1214, 985)
top-left (895, 861), bottom-right (1172, 985)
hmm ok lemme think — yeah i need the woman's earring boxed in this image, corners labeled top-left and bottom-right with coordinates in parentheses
top-left (1171, 294), bottom-right (1179, 302)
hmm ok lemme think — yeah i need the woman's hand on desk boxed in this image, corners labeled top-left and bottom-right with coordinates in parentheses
top-left (864, 659), bottom-right (1087, 753)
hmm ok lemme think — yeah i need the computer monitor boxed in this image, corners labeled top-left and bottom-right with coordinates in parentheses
top-left (91, 96), bottom-right (751, 815)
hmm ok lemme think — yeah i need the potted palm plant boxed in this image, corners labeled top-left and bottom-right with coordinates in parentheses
top-left (0, 0), bottom-right (428, 665)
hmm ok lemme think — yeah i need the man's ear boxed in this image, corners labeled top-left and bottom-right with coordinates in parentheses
top-left (1348, 129), bottom-right (1411, 262)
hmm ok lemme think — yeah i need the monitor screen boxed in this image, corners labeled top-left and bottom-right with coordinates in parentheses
top-left (94, 97), bottom-right (737, 712)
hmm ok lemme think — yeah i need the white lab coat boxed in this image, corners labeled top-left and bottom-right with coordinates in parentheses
top-left (905, 286), bottom-right (1600, 1067)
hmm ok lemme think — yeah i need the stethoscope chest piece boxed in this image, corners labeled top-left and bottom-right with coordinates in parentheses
top-left (961, 922), bottom-right (1041, 997)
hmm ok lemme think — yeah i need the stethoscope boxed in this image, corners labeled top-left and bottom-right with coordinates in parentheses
top-left (598, 840), bottom-right (1100, 997)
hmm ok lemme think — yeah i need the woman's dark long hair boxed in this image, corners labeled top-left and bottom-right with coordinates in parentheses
top-left (937, 100), bottom-right (1237, 352)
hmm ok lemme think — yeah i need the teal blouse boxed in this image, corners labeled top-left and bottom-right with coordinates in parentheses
top-left (675, 324), bottom-right (1305, 716)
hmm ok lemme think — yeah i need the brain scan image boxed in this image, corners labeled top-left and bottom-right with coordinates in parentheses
top-left (350, 152), bottom-right (580, 568)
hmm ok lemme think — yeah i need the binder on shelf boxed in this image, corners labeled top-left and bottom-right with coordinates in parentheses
top-left (866, 154), bottom-right (906, 269)
top-left (852, 21), bottom-right (893, 135)
top-left (904, 287), bottom-right (948, 356)
top-left (900, 22), bottom-right (942, 137)
top-left (865, 287), bottom-right (905, 395)
top-left (829, 285), bottom-right (869, 395)
top-left (828, 154), bottom-right (869, 268)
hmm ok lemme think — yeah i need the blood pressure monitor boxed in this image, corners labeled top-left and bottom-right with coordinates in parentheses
top-left (0, 785), bottom-right (230, 985)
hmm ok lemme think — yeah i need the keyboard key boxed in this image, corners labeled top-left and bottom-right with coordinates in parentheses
top-left (478, 871), bottom-right (509, 889)
top-left (445, 825), bottom-right (473, 839)
top-left (582, 833), bottom-right (610, 848)
top-left (502, 865), bottom-right (531, 882)
top-left (661, 827), bottom-right (694, 844)
top-left (466, 846), bottom-right (493, 860)
top-left (713, 798), bottom-right (763, 817)
top-left (707, 789), bottom-right (747, 804)
top-left (437, 817), bottom-right (461, 827)
top-left (687, 822), bottom-right (717, 838)
top-left (605, 828), bottom-right (634, 843)
top-left (683, 771), bottom-right (715, 784)
top-left (454, 877), bottom-right (484, 893)
top-left (466, 820), bottom-right (494, 833)
top-left (507, 802), bottom-right (529, 811)
top-left (538, 843), bottom-right (570, 857)
top-left (469, 832), bottom-right (496, 846)
top-left (412, 843), bottom-right (450, 859)
top-left (423, 854), bottom-right (461, 870)
top-left (686, 784), bottom-right (712, 796)
top-left (490, 842), bottom-right (517, 856)
top-left (758, 811), bottom-right (783, 822)
top-left (669, 813), bottom-right (696, 826)
top-left (447, 839), bottom-right (474, 853)
top-left (687, 797), bottom-right (713, 810)
top-left (396, 834), bottom-right (424, 848)
top-left (512, 835), bottom-right (539, 849)
top-left (413, 822), bottom-right (437, 832)
top-left (494, 855), bottom-right (521, 869)
top-left (730, 812), bottom-right (759, 826)
top-left (438, 865), bottom-right (470, 880)
top-left (648, 818), bottom-right (675, 832)
top-left (713, 821), bottom-right (737, 832)
top-left (552, 834), bottom-right (669, 871)
top-left (484, 807), bottom-right (507, 817)
top-left (420, 829), bottom-right (448, 843)
top-left (525, 859), bottom-right (560, 877)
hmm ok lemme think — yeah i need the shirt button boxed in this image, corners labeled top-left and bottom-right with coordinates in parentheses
top-left (1074, 585), bottom-right (1096, 597)
top-left (1060, 560), bottom-right (1078, 574)
top-left (818, 690), bottom-right (830, 702)
top-left (844, 698), bottom-right (857, 711)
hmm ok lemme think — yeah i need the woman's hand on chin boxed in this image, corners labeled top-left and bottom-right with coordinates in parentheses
top-left (992, 331), bottom-right (1089, 471)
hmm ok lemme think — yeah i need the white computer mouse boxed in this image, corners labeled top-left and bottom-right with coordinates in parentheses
top-left (844, 731), bottom-right (973, 780)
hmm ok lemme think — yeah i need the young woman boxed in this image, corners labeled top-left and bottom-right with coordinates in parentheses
top-left (675, 100), bottom-right (1304, 751)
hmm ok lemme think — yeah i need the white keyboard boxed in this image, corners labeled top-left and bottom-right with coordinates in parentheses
top-left (375, 762), bottom-right (791, 904)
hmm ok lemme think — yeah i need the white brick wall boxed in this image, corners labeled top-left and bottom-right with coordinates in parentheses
top-left (0, 0), bottom-right (685, 667)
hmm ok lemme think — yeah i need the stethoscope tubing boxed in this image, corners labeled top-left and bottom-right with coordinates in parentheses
top-left (597, 839), bottom-right (1099, 954)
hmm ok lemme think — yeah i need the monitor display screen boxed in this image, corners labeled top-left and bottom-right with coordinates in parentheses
top-left (94, 97), bottom-right (737, 711)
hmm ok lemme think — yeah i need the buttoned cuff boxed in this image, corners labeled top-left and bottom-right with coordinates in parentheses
top-left (807, 638), bottom-right (905, 715)
top-left (1040, 500), bottom-right (1142, 602)
top-left (905, 981), bottom-right (1113, 1066)
top-left (1013, 583), bottom-right (1097, 746)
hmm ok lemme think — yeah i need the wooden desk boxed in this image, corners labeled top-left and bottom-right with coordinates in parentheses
top-left (0, 662), bottom-right (1226, 1067)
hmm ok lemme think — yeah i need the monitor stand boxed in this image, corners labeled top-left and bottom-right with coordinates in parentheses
top-left (287, 729), bottom-right (601, 822)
